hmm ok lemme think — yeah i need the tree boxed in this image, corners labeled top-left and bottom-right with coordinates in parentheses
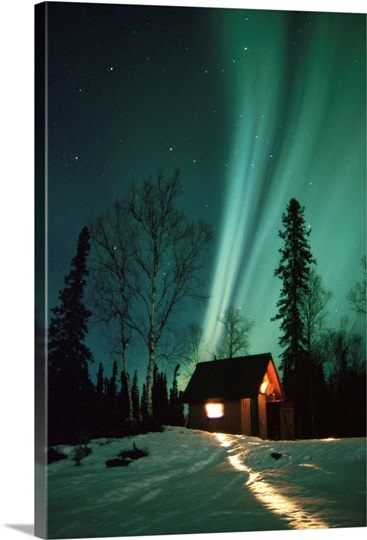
top-left (296, 267), bottom-right (332, 438)
top-left (347, 255), bottom-right (366, 315)
top-left (272, 199), bottom-right (316, 437)
top-left (96, 362), bottom-right (104, 395)
top-left (107, 360), bottom-right (118, 401)
top-left (216, 306), bottom-right (255, 359)
top-left (105, 360), bottom-right (120, 432)
top-left (119, 370), bottom-right (131, 425)
top-left (94, 362), bottom-right (108, 436)
top-left (48, 226), bottom-right (94, 444)
top-left (89, 202), bottom-right (134, 422)
top-left (178, 322), bottom-right (208, 384)
top-left (301, 267), bottom-right (332, 354)
top-left (320, 317), bottom-right (366, 437)
top-left (126, 170), bottom-right (212, 417)
top-left (140, 383), bottom-right (148, 421)
top-left (168, 364), bottom-right (184, 426)
top-left (152, 366), bottom-right (169, 424)
top-left (131, 370), bottom-right (140, 421)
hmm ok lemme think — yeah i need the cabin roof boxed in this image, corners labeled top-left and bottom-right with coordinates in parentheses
top-left (182, 353), bottom-right (283, 402)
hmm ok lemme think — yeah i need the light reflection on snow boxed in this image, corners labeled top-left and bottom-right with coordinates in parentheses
top-left (299, 463), bottom-right (330, 474)
top-left (215, 433), bottom-right (329, 530)
top-left (216, 433), bottom-right (232, 448)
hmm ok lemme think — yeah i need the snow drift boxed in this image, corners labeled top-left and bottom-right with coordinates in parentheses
top-left (46, 427), bottom-right (366, 538)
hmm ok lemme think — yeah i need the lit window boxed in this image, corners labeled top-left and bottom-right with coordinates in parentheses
top-left (259, 374), bottom-right (275, 396)
top-left (205, 403), bottom-right (224, 418)
top-left (260, 381), bottom-right (269, 394)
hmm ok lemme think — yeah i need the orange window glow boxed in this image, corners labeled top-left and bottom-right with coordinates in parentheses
top-left (205, 403), bottom-right (224, 418)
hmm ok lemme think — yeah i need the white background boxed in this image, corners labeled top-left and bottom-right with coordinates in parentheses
top-left (0, 1), bottom-right (365, 539)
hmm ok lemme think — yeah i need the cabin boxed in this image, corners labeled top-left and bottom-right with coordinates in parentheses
top-left (182, 353), bottom-right (294, 440)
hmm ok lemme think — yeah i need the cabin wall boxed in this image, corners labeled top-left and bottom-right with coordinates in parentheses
top-left (241, 397), bottom-right (264, 437)
top-left (258, 393), bottom-right (268, 439)
top-left (188, 401), bottom-right (242, 434)
top-left (240, 398), bottom-right (251, 435)
top-left (189, 399), bottom-right (266, 438)
top-left (188, 398), bottom-right (294, 440)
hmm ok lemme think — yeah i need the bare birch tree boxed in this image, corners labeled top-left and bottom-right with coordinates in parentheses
top-left (298, 267), bottom-right (332, 437)
top-left (300, 266), bottom-right (332, 354)
top-left (216, 306), bottom-right (255, 359)
top-left (179, 322), bottom-right (208, 385)
top-left (347, 255), bottom-right (366, 315)
top-left (89, 202), bottom-right (134, 421)
top-left (126, 170), bottom-right (212, 417)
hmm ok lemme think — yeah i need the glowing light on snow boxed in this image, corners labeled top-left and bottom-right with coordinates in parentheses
top-left (215, 432), bottom-right (232, 447)
top-left (244, 467), bottom-right (329, 529)
top-left (216, 433), bottom-right (329, 529)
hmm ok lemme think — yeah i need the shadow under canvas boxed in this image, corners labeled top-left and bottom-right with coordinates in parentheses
top-left (6, 525), bottom-right (35, 536)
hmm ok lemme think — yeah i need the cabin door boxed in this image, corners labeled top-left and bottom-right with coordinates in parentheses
top-left (279, 403), bottom-right (295, 440)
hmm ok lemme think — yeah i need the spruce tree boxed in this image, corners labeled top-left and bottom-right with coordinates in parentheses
top-left (131, 371), bottom-right (140, 421)
top-left (96, 363), bottom-right (104, 395)
top-left (152, 367), bottom-right (169, 424)
top-left (102, 360), bottom-right (120, 435)
top-left (95, 362), bottom-right (106, 436)
top-left (107, 360), bottom-right (118, 401)
top-left (140, 384), bottom-right (148, 421)
top-left (169, 365), bottom-right (184, 426)
top-left (48, 226), bottom-right (94, 444)
top-left (272, 199), bottom-right (315, 437)
top-left (120, 370), bottom-right (131, 423)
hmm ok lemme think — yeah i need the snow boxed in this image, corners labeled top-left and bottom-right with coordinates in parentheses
top-left (46, 427), bottom-right (366, 538)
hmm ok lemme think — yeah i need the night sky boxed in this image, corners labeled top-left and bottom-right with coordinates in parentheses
top-left (44, 0), bottom-right (366, 383)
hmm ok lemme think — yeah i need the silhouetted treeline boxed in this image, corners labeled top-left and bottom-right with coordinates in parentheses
top-left (272, 198), bottom-right (366, 439)
top-left (49, 359), bottom-right (185, 445)
top-left (47, 225), bottom-right (185, 446)
top-left (88, 363), bottom-right (184, 441)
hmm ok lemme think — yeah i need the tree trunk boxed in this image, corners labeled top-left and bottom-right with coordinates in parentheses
top-left (146, 256), bottom-right (158, 417)
top-left (146, 339), bottom-right (155, 417)
top-left (119, 309), bottom-right (134, 422)
top-left (121, 343), bottom-right (134, 422)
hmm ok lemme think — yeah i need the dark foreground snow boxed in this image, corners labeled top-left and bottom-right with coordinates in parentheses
top-left (46, 427), bottom-right (366, 538)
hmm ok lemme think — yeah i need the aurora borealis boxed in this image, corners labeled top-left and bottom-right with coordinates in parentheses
top-left (202, 7), bottom-right (366, 357)
top-left (44, 0), bottom-right (366, 379)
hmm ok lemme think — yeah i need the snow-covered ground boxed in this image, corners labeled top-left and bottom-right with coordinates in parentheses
top-left (46, 427), bottom-right (366, 538)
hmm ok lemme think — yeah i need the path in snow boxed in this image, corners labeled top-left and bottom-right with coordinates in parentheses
top-left (46, 427), bottom-right (366, 538)
top-left (216, 431), bottom-right (366, 530)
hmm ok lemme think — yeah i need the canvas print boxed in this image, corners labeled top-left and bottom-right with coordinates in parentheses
top-left (35, 1), bottom-right (366, 538)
